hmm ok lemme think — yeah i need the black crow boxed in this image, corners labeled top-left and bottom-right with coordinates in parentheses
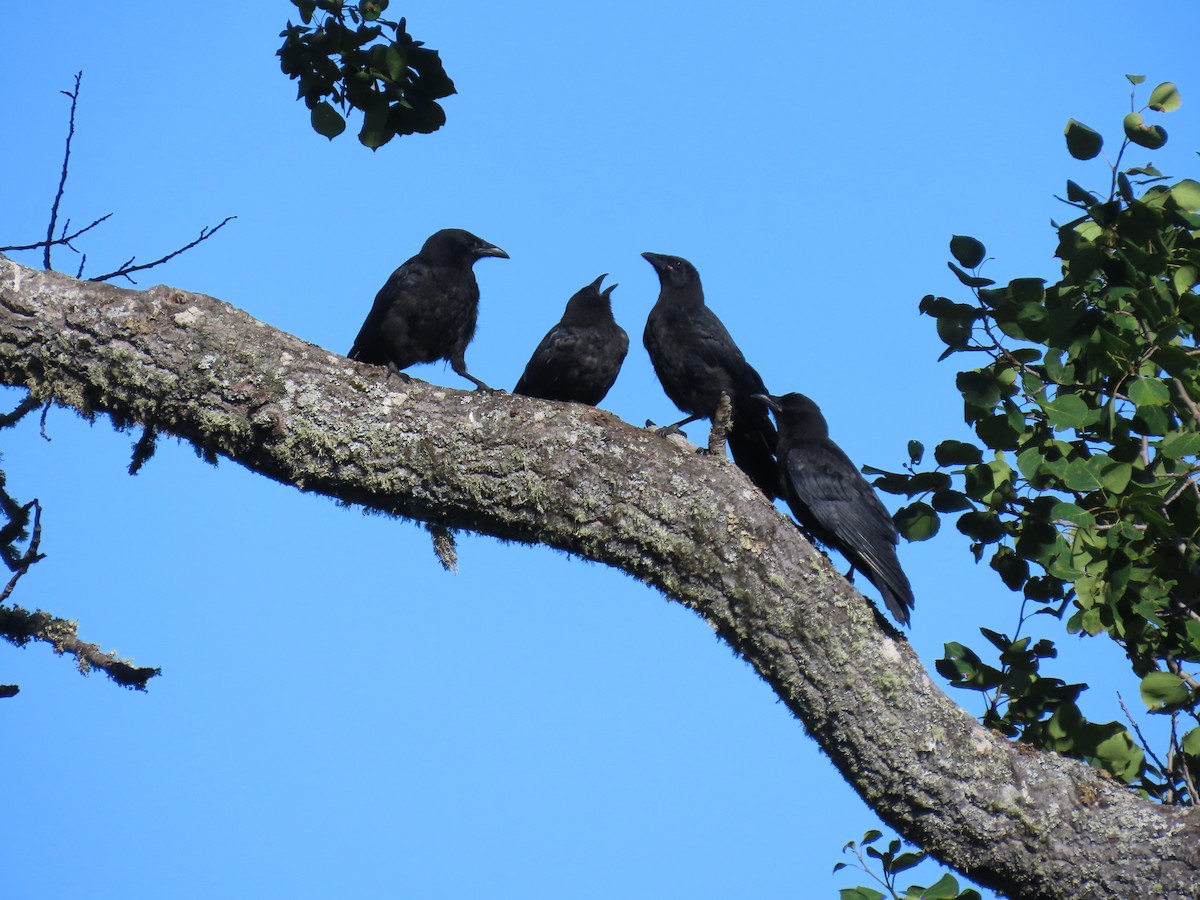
top-left (349, 228), bottom-right (509, 390)
top-left (641, 252), bottom-right (779, 498)
top-left (513, 275), bottom-right (629, 406)
top-left (757, 392), bottom-right (914, 626)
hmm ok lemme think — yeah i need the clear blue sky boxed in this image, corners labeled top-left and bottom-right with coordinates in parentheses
top-left (2, 3), bottom-right (1198, 898)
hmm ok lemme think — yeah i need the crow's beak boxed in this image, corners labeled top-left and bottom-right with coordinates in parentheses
top-left (590, 274), bottom-right (608, 290)
top-left (751, 393), bottom-right (781, 413)
top-left (477, 243), bottom-right (509, 260)
top-left (641, 251), bottom-right (666, 271)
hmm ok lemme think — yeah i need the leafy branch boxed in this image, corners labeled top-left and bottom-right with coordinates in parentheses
top-left (277, 0), bottom-right (456, 149)
top-left (871, 76), bottom-right (1200, 801)
top-left (835, 831), bottom-right (981, 900)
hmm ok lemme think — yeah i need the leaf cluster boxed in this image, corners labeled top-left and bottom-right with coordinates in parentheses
top-left (876, 79), bottom-right (1200, 802)
top-left (835, 830), bottom-right (981, 900)
top-left (277, 0), bottom-right (456, 149)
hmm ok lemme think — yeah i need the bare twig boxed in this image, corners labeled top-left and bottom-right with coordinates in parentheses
top-left (44, 72), bottom-right (83, 272)
top-left (86, 216), bottom-right (237, 284)
top-left (1118, 692), bottom-right (1171, 787)
top-left (1172, 378), bottom-right (1200, 427)
top-left (38, 401), bottom-right (52, 441)
top-left (1170, 714), bottom-right (1199, 806)
top-left (0, 213), bottom-right (112, 255)
top-left (1163, 472), bottom-right (1200, 509)
top-left (0, 603), bottom-right (160, 690)
top-left (1165, 657), bottom-right (1200, 693)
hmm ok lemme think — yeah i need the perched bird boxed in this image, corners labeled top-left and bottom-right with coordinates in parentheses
top-left (349, 228), bottom-right (509, 390)
top-left (641, 252), bottom-right (779, 498)
top-left (756, 392), bottom-right (914, 626)
top-left (513, 275), bottom-right (629, 405)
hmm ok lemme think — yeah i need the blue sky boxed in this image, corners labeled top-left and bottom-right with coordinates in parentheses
top-left (3, 3), bottom-right (1199, 898)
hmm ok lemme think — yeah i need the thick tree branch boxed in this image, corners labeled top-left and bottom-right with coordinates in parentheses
top-left (1, 254), bottom-right (1198, 898)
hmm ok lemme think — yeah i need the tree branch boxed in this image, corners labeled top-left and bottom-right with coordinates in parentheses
top-left (1, 254), bottom-right (1198, 898)
top-left (0, 602), bottom-right (160, 690)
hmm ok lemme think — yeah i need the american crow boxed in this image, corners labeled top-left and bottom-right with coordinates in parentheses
top-left (513, 275), bottom-right (628, 406)
top-left (349, 228), bottom-right (509, 390)
top-left (756, 392), bottom-right (914, 626)
top-left (641, 252), bottom-right (779, 498)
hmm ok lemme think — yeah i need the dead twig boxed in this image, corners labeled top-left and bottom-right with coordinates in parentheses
top-left (86, 216), bottom-right (237, 284)
top-left (43, 71), bottom-right (83, 271)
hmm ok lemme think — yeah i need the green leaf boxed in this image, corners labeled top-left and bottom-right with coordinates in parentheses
top-left (895, 502), bottom-right (940, 541)
top-left (1098, 460), bottom-right (1132, 494)
top-left (1065, 180), bottom-right (1096, 204)
top-left (1124, 112), bottom-right (1168, 150)
top-left (907, 440), bottom-right (924, 464)
top-left (990, 547), bottom-right (1030, 591)
top-left (950, 235), bottom-right (986, 269)
top-left (934, 440), bottom-right (983, 466)
top-left (1174, 265), bottom-right (1198, 299)
top-left (1140, 671), bottom-right (1190, 710)
top-left (294, 0), bottom-right (317, 23)
top-left (1050, 501), bottom-right (1095, 528)
top-left (358, 100), bottom-right (394, 149)
top-left (861, 829), bottom-right (883, 844)
top-left (1182, 727), bottom-right (1200, 757)
top-left (1159, 431), bottom-right (1200, 459)
top-left (839, 889), bottom-right (885, 900)
top-left (1126, 73), bottom-right (1146, 85)
top-left (1091, 727), bottom-right (1144, 781)
top-left (938, 642), bottom-right (1004, 690)
top-left (1009, 277), bottom-right (1047, 304)
top-left (1148, 81), bottom-right (1181, 113)
top-left (1118, 172), bottom-right (1134, 203)
top-left (1044, 394), bottom-right (1090, 429)
top-left (1062, 458), bottom-right (1102, 492)
top-left (1172, 179), bottom-right (1200, 212)
top-left (956, 510), bottom-right (1006, 543)
top-left (975, 413), bottom-right (1022, 451)
top-left (889, 851), bottom-right (925, 874)
top-left (1064, 118), bottom-right (1103, 160)
top-left (957, 371), bottom-right (1002, 410)
top-left (1128, 377), bottom-right (1170, 407)
top-left (310, 101), bottom-right (346, 139)
top-left (1017, 445), bottom-right (1044, 481)
top-left (918, 873), bottom-right (966, 900)
top-left (931, 489), bottom-right (974, 513)
top-left (947, 261), bottom-right (995, 289)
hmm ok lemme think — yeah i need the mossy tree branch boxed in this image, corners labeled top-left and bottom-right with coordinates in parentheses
top-left (1, 254), bottom-right (1198, 898)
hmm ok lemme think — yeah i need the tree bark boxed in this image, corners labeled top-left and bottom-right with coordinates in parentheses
top-left (2, 255), bottom-right (1198, 898)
